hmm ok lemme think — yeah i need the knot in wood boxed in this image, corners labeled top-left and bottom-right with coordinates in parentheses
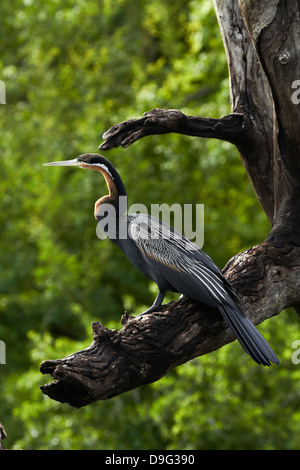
top-left (278, 52), bottom-right (291, 64)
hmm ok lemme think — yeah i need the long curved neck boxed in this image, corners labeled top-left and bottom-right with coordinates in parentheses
top-left (94, 164), bottom-right (127, 221)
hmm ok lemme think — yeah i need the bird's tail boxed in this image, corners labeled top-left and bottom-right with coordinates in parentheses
top-left (218, 303), bottom-right (280, 366)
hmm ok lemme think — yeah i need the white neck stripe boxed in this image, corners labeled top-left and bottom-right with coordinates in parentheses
top-left (80, 161), bottom-right (115, 180)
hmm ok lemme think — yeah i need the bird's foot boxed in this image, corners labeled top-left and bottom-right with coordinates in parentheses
top-left (136, 309), bottom-right (155, 317)
top-left (136, 304), bottom-right (161, 317)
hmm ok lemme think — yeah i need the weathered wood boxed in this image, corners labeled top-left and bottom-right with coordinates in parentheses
top-left (239, 0), bottom-right (300, 213)
top-left (0, 423), bottom-right (7, 451)
top-left (40, 0), bottom-right (300, 407)
top-left (99, 109), bottom-right (246, 149)
top-left (213, 0), bottom-right (276, 221)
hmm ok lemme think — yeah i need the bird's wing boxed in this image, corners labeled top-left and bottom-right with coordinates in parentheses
top-left (128, 214), bottom-right (231, 306)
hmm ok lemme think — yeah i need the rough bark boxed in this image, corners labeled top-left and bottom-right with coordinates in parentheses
top-left (99, 109), bottom-right (246, 149)
top-left (40, 0), bottom-right (300, 407)
top-left (0, 423), bottom-right (7, 451)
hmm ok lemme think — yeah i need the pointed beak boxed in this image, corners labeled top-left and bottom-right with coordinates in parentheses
top-left (43, 158), bottom-right (79, 167)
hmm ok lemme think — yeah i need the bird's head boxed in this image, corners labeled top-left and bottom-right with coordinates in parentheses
top-left (44, 153), bottom-right (115, 174)
top-left (44, 153), bottom-right (127, 217)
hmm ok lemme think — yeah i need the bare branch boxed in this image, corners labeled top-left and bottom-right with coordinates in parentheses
top-left (99, 109), bottom-right (246, 150)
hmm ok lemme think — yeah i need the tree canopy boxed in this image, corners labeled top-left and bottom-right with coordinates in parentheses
top-left (0, 0), bottom-right (299, 450)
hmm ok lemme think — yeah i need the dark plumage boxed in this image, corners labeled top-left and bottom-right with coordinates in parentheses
top-left (44, 153), bottom-right (279, 366)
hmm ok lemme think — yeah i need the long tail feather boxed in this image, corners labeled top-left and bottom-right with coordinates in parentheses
top-left (218, 303), bottom-right (280, 366)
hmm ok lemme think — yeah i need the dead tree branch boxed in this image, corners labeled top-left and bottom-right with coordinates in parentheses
top-left (99, 109), bottom-right (246, 150)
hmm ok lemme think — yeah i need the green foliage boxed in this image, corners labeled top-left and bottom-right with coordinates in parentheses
top-left (0, 0), bottom-right (298, 450)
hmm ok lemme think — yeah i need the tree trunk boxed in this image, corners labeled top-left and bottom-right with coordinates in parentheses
top-left (40, 0), bottom-right (300, 408)
top-left (0, 423), bottom-right (7, 451)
